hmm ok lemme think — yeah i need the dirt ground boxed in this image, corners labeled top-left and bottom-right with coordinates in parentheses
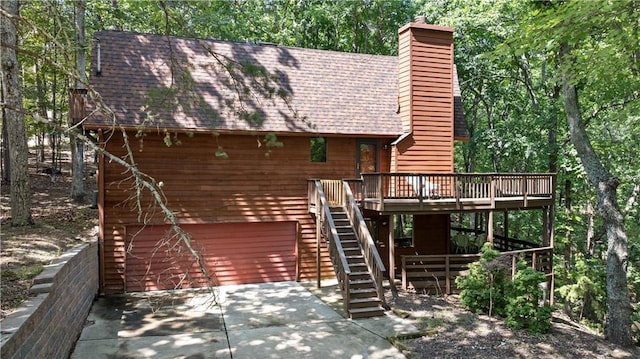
top-left (386, 290), bottom-right (639, 359)
top-left (0, 149), bottom-right (98, 319)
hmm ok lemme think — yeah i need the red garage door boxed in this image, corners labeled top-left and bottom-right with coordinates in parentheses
top-left (125, 222), bottom-right (297, 292)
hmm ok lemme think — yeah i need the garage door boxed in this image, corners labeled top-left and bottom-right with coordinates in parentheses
top-left (125, 222), bottom-right (297, 292)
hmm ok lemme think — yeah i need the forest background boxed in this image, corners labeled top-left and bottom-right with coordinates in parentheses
top-left (1, 0), bottom-right (638, 347)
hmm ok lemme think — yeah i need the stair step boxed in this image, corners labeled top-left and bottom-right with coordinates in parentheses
top-left (350, 271), bottom-right (372, 280)
top-left (349, 297), bottom-right (381, 308)
top-left (349, 288), bottom-right (378, 298)
top-left (349, 306), bottom-right (385, 319)
top-left (346, 255), bottom-right (365, 264)
top-left (340, 242), bottom-right (359, 249)
top-left (338, 235), bottom-right (357, 241)
top-left (349, 264), bottom-right (368, 271)
top-left (349, 279), bottom-right (374, 288)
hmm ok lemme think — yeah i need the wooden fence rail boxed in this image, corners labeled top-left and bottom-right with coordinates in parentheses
top-left (401, 246), bottom-right (554, 297)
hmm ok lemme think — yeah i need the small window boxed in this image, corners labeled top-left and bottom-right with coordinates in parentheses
top-left (310, 137), bottom-right (327, 162)
top-left (393, 214), bottom-right (414, 247)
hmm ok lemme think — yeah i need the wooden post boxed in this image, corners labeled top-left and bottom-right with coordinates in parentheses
top-left (504, 210), bottom-right (509, 238)
top-left (542, 206), bottom-right (549, 247)
top-left (389, 218), bottom-right (395, 282)
top-left (523, 175), bottom-right (528, 207)
top-left (401, 256), bottom-right (406, 290)
top-left (378, 175), bottom-right (384, 211)
top-left (445, 256), bottom-right (451, 294)
top-left (548, 205), bottom-right (555, 248)
top-left (487, 211), bottom-right (494, 244)
top-left (316, 189), bottom-right (321, 289)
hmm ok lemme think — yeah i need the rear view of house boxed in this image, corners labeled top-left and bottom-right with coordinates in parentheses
top-left (84, 18), bottom-right (554, 318)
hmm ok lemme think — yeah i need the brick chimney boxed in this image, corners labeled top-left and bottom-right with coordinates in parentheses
top-left (394, 18), bottom-right (454, 173)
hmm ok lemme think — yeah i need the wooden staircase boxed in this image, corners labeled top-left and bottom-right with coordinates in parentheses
top-left (329, 207), bottom-right (385, 319)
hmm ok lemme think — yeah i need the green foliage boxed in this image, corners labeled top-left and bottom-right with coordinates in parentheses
top-left (3, 265), bottom-right (44, 281)
top-left (505, 261), bottom-right (553, 333)
top-left (556, 256), bottom-right (607, 329)
top-left (310, 137), bottom-right (326, 163)
top-left (457, 243), bottom-right (553, 333)
top-left (456, 243), bottom-right (509, 317)
top-left (424, 0), bottom-right (639, 341)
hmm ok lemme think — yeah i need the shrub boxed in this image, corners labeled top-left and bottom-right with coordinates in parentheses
top-left (456, 243), bottom-right (553, 334)
top-left (505, 261), bottom-right (553, 333)
top-left (456, 243), bottom-right (510, 317)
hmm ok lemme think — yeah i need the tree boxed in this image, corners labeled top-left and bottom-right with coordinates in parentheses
top-left (1, 0), bottom-right (32, 226)
top-left (560, 42), bottom-right (633, 347)
top-left (511, 1), bottom-right (638, 346)
top-left (422, 0), bottom-right (639, 345)
top-left (69, 0), bottom-right (86, 201)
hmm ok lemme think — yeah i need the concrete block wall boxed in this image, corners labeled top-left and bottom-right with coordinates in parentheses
top-left (1, 241), bottom-right (99, 359)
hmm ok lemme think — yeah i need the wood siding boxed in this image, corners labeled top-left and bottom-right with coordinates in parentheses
top-left (392, 214), bottom-right (449, 273)
top-left (125, 222), bottom-right (297, 291)
top-left (394, 24), bottom-right (454, 174)
top-left (398, 29), bottom-right (411, 133)
top-left (99, 131), bottom-right (377, 294)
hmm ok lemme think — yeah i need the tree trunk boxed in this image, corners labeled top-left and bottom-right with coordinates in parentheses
top-left (1, 0), bottom-right (32, 226)
top-left (1, 88), bottom-right (10, 183)
top-left (70, 0), bottom-right (86, 201)
top-left (560, 44), bottom-right (633, 347)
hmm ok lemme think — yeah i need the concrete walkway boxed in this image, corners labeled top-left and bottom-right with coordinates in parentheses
top-left (71, 281), bottom-right (416, 358)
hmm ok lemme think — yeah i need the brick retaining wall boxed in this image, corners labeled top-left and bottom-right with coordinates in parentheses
top-left (1, 241), bottom-right (99, 359)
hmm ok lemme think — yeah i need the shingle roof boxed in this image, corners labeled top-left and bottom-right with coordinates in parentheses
top-left (86, 30), bottom-right (467, 138)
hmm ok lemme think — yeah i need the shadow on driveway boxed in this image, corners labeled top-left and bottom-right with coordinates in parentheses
top-left (71, 281), bottom-right (415, 358)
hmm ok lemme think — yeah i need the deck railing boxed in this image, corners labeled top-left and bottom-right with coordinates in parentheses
top-left (312, 180), bottom-right (351, 314)
top-left (401, 246), bottom-right (553, 296)
top-left (343, 182), bottom-right (386, 305)
top-left (308, 179), bottom-right (387, 312)
top-left (361, 173), bottom-right (555, 210)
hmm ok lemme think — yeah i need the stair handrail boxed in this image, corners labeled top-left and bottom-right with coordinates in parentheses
top-left (343, 181), bottom-right (388, 306)
top-left (315, 180), bottom-right (352, 314)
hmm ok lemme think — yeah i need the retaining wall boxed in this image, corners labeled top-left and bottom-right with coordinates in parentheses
top-left (1, 241), bottom-right (99, 359)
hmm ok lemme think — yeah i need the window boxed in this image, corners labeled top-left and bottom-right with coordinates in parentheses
top-left (310, 137), bottom-right (327, 162)
top-left (393, 214), bottom-right (414, 247)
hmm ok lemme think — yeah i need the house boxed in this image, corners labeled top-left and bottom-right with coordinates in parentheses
top-left (84, 19), bottom-right (555, 318)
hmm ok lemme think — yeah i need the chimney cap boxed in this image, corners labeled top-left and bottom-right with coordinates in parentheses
top-left (398, 21), bottom-right (454, 35)
top-left (414, 15), bottom-right (427, 24)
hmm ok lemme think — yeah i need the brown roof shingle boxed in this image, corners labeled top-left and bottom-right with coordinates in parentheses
top-left (86, 30), bottom-right (466, 138)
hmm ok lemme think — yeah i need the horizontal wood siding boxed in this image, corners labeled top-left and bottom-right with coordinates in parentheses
top-left (125, 222), bottom-right (297, 291)
top-left (394, 25), bottom-right (454, 174)
top-left (392, 214), bottom-right (449, 273)
top-left (398, 29), bottom-right (411, 133)
top-left (100, 132), bottom-right (359, 293)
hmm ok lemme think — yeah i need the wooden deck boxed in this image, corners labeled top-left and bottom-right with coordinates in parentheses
top-left (357, 173), bottom-right (555, 213)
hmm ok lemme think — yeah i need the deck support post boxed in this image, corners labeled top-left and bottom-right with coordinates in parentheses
top-left (503, 210), bottom-right (509, 238)
top-left (542, 205), bottom-right (555, 248)
top-left (389, 219), bottom-right (395, 282)
top-left (487, 211), bottom-right (494, 244)
top-left (542, 206), bottom-right (550, 247)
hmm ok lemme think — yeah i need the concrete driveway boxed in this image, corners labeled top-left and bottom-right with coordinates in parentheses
top-left (71, 281), bottom-right (415, 358)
